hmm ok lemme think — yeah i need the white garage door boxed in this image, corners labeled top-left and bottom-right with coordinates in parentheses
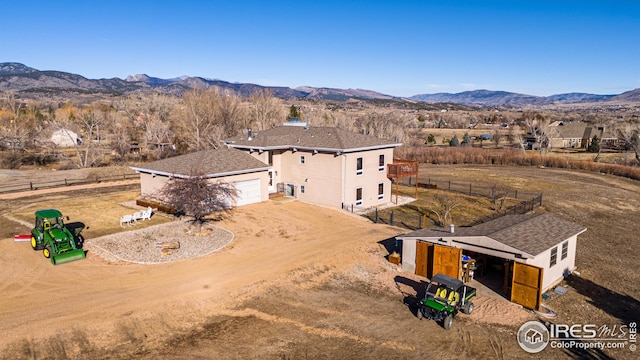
top-left (235, 179), bottom-right (261, 206)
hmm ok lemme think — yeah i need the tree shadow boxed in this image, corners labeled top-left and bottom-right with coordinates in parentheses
top-left (564, 275), bottom-right (640, 326)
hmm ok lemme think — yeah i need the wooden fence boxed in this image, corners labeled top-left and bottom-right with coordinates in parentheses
top-left (0, 173), bottom-right (140, 194)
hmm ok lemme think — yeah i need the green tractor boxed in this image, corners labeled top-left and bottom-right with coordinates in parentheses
top-left (416, 273), bottom-right (476, 330)
top-left (30, 209), bottom-right (86, 265)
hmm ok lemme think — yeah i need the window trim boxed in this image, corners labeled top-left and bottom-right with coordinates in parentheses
top-left (561, 241), bottom-right (568, 260)
top-left (300, 185), bottom-right (306, 194)
top-left (355, 187), bottom-right (363, 206)
top-left (377, 183), bottom-right (384, 200)
top-left (550, 247), bottom-right (558, 267)
top-left (356, 157), bottom-right (363, 176)
top-left (300, 155), bottom-right (306, 165)
top-left (378, 154), bottom-right (385, 171)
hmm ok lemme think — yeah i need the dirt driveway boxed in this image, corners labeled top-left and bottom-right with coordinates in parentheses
top-left (0, 165), bottom-right (638, 359)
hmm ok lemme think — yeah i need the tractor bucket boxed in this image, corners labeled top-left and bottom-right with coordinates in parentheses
top-left (51, 249), bottom-right (86, 265)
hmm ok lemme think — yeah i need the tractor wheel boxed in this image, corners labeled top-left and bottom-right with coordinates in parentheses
top-left (443, 314), bottom-right (453, 330)
top-left (31, 236), bottom-right (39, 250)
top-left (43, 246), bottom-right (52, 259)
top-left (416, 308), bottom-right (423, 320)
top-left (463, 302), bottom-right (474, 315)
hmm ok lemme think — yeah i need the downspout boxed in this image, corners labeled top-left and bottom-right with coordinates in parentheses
top-left (342, 153), bottom-right (347, 208)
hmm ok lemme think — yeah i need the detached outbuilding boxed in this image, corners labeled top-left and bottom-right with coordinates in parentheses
top-left (396, 213), bottom-right (586, 310)
top-left (130, 147), bottom-right (271, 207)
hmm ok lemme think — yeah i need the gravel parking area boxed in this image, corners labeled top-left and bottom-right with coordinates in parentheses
top-left (85, 220), bottom-right (234, 264)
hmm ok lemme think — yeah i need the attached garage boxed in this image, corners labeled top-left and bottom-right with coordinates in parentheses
top-left (397, 213), bottom-right (586, 310)
top-left (235, 179), bottom-right (262, 206)
top-left (131, 147), bottom-right (271, 208)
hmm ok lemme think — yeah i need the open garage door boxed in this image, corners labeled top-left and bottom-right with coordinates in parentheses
top-left (415, 242), bottom-right (461, 280)
top-left (432, 244), bottom-right (462, 280)
top-left (235, 179), bottom-right (261, 206)
top-left (511, 262), bottom-right (543, 310)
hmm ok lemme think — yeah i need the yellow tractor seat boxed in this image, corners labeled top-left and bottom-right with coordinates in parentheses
top-left (448, 291), bottom-right (459, 305)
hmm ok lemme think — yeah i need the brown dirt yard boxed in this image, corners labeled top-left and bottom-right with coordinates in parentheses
top-left (0, 165), bottom-right (638, 359)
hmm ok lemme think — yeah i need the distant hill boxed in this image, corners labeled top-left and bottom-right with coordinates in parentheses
top-left (0, 62), bottom-right (397, 102)
top-left (1, 62), bottom-right (637, 106)
top-left (410, 89), bottom-right (631, 106)
top-left (610, 88), bottom-right (640, 102)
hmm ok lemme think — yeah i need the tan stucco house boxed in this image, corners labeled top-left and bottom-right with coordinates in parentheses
top-left (223, 122), bottom-right (403, 210)
top-left (396, 213), bottom-right (586, 310)
top-left (130, 147), bottom-right (271, 207)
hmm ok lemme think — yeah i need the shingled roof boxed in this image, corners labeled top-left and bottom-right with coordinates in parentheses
top-left (223, 126), bottom-right (402, 153)
top-left (399, 213), bottom-right (586, 256)
top-left (130, 147), bottom-right (269, 178)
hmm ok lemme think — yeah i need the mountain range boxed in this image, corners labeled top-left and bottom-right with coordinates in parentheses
top-left (1, 62), bottom-right (639, 106)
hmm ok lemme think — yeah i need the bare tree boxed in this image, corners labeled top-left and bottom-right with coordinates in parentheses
top-left (155, 174), bottom-right (237, 227)
top-left (176, 88), bottom-right (244, 150)
top-left (428, 192), bottom-right (460, 227)
top-left (521, 112), bottom-right (551, 155)
top-left (247, 89), bottom-right (284, 131)
top-left (51, 106), bottom-right (104, 168)
top-left (489, 183), bottom-right (511, 211)
top-left (616, 124), bottom-right (640, 165)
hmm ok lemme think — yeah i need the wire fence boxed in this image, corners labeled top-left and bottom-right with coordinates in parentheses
top-left (354, 176), bottom-right (543, 230)
top-left (0, 173), bottom-right (140, 194)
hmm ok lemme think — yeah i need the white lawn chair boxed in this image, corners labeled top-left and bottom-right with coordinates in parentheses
top-left (139, 206), bottom-right (153, 221)
top-left (120, 214), bottom-right (133, 227)
top-left (131, 212), bottom-right (141, 225)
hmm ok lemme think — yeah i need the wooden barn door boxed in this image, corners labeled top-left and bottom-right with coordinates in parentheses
top-left (511, 262), bottom-right (543, 310)
top-left (431, 245), bottom-right (462, 280)
top-left (415, 241), bottom-right (432, 278)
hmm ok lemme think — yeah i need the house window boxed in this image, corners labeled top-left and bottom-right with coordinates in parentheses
top-left (378, 183), bottom-right (384, 200)
top-left (379, 154), bottom-right (385, 171)
top-left (355, 188), bottom-right (363, 206)
top-left (268, 151), bottom-right (273, 165)
top-left (356, 157), bottom-right (363, 175)
top-left (300, 155), bottom-right (306, 164)
top-left (300, 185), bottom-right (305, 194)
top-left (550, 247), bottom-right (558, 267)
top-left (561, 241), bottom-right (568, 260)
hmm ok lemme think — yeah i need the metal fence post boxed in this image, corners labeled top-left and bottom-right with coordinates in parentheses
top-left (375, 208), bottom-right (379, 223)
top-left (469, 183), bottom-right (472, 195)
top-left (390, 210), bottom-right (394, 225)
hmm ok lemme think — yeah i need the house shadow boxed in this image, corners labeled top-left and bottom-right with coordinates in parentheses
top-left (377, 236), bottom-right (402, 259)
top-left (564, 275), bottom-right (640, 326)
top-left (394, 275), bottom-right (428, 319)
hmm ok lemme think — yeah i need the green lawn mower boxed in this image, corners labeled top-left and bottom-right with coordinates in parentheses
top-left (30, 209), bottom-right (85, 265)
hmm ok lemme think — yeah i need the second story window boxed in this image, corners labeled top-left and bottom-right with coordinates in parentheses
top-left (379, 154), bottom-right (385, 171)
top-left (356, 157), bottom-right (363, 175)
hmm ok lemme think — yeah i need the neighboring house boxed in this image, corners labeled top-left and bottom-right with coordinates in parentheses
top-left (130, 147), bottom-right (271, 207)
top-left (50, 128), bottom-right (80, 147)
top-left (223, 122), bottom-right (403, 210)
top-left (396, 213), bottom-right (586, 310)
top-left (545, 121), bottom-right (617, 149)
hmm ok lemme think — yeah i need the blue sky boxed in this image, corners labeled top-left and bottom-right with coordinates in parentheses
top-left (2, 1), bottom-right (639, 97)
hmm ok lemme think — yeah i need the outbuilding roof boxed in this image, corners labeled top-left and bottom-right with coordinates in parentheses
top-left (130, 147), bottom-right (270, 178)
top-left (398, 213), bottom-right (586, 256)
top-left (223, 126), bottom-right (402, 153)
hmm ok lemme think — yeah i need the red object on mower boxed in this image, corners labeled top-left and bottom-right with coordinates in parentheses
top-left (14, 234), bottom-right (32, 242)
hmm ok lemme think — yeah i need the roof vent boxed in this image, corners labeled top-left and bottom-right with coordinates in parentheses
top-left (247, 128), bottom-right (253, 141)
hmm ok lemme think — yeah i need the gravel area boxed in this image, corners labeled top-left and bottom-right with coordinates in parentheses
top-left (85, 220), bottom-right (234, 264)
